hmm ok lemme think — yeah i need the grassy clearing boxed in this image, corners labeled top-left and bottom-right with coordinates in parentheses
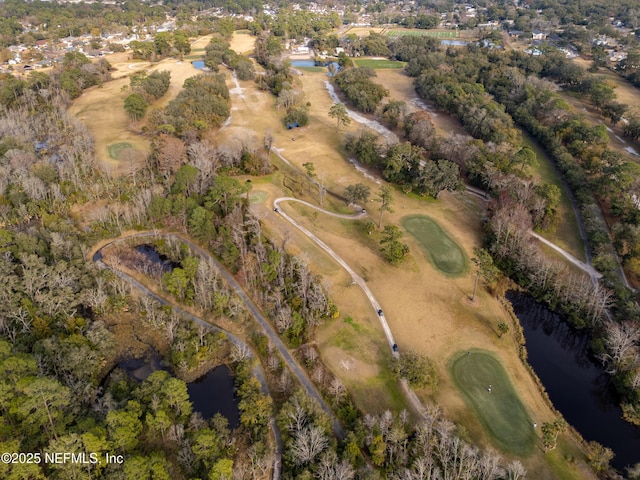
top-left (402, 214), bottom-right (467, 275)
top-left (107, 142), bottom-right (134, 160)
top-left (450, 350), bottom-right (536, 456)
top-left (248, 191), bottom-right (268, 205)
top-left (387, 29), bottom-right (458, 38)
top-left (522, 134), bottom-right (586, 262)
top-left (229, 31), bottom-right (256, 54)
top-left (354, 59), bottom-right (405, 69)
top-left (323, 315), bottom-right (409, 415)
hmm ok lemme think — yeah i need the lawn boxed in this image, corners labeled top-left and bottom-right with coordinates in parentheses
top-left (387, 29), bottom-right (458, 38)
top-left (450, 350), bottom-right (536, 456)
top-left (354, 59), bottom-right (405, 69)
top-left (402, 214), bottom-right (466, 275)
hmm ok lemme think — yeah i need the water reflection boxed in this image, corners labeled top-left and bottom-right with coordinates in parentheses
top-left (507, 291), bottom-right (640, 471)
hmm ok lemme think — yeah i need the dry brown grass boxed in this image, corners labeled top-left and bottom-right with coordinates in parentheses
top-left (229, 31), bottom-right (256, 55)
top-left (232, 70), bottom-right (593, 477)
top-left (68, 35), bottom-right (214, 175)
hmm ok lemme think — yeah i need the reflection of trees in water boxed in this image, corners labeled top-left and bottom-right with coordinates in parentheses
top-left (510, 292), bottom-right (619, 403)
top-left (512, 293), bottom-right (591, 364)
top-left (591, 371), bottom-right (620, 411)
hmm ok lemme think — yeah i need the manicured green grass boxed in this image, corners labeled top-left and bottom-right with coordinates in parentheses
top-left (402, 214), bottom-right (466, 275)
top-left (184, 54), bottom-right (204, 60)
top-left (387, 29), bottom-right (458, 38)
top-left (107, 142), bottom-right (133, 160)
top-left (354, 59), bottom-right (405, 69)
top-left (450, 351), bottom-right (536, 456)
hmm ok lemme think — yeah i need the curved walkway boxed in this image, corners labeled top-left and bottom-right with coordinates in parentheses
top-left (529, 231), bottom-right (601, 282)
top-left (273, 198), bottom-right (397, 357)
top-left (93, 235), bottom-right (284, 478)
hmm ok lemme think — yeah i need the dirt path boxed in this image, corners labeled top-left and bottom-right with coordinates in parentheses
top-left (529, 231), bottom-right (601, 282)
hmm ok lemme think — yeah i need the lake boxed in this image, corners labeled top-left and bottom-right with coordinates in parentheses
top-left (508, 291), bottom-right (640, 471)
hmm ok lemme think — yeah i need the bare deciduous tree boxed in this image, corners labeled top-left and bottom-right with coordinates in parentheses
top-left (290, 425), bottom-right (328, 466)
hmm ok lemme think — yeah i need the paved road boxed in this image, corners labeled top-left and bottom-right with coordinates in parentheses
top-left (94, 232), bottom-right (345, 442)
top-left (273, 198), bottom-right (398, 357)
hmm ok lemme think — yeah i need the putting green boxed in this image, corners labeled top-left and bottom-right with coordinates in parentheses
top-left (107, 142), bottom-right (134, 160)
top-left (402, 215), bottom-right (466, 275)
top-left (450, 351), bottom-right (535, 456)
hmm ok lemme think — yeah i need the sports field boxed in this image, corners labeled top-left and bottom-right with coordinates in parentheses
top-left (451, 351), bottom-right (536, 456)
top-left (402, 215), bottom-right (466, 275)
top-left (386, 29), bottom-right (458, 38)
top-left (354, 59), bottom-right (405, 69)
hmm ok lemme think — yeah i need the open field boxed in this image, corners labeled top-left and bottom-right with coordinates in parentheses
top-left (402, 214), bottom-right (467, 275)
top-left (451, 350), bottom-right (536, 456)
top-left (387, 29), bottom-right (458, 38)
top-left (342, 26), bottom-right (385, 37)
top-left (354, 58), bottom-right (405, 69)
top-left (229, 31), bottom-right (256, 54)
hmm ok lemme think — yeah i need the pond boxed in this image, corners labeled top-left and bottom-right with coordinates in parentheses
top-left (192, 60), bottom-right (205, 69)
top-left (290, 60), bottom-right (316, 67)
top-left (118, 352), bottom-right (169, 382)
top-left (112, 354), bottom-right (240, 429)
top-left (507, 291), bottom-right (640, 471)
top-left (135, 244), bottom-right (178, 273)
top-left (187, 365), bottom-right (240, 428)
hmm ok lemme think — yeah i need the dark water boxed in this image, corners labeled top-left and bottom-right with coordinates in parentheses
top-left (118, 352), bottom-right (169, 382)
top-left (187, 365), bottom-right (240, 428)
top-left (507, 291), bottom-right (640, 471)
top-left (135, 244), bottom-right (177, 272)
top-left (113, 354), bottom-right (239, 428)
